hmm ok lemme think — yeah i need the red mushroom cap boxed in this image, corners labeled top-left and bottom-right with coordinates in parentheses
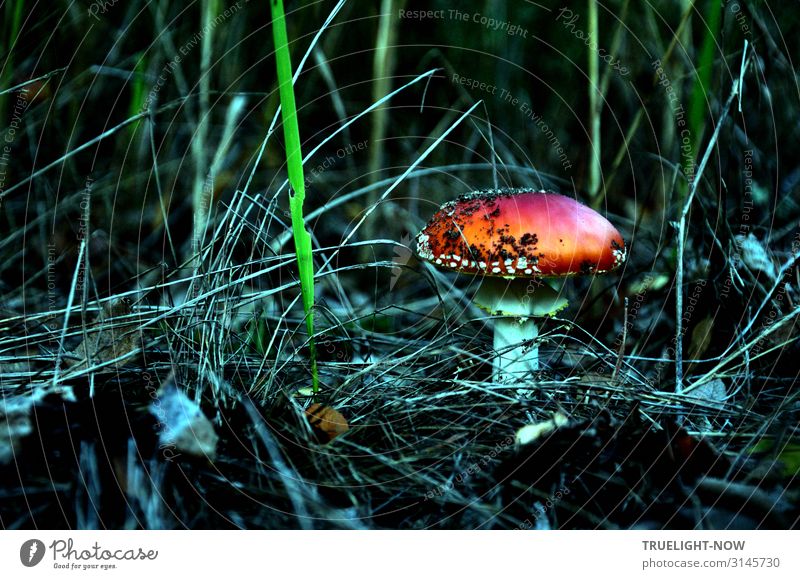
top-left (415, 189), bottom-right (626, 277)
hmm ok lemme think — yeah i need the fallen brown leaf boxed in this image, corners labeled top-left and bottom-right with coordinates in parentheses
top-left (305, 403), bottom-right (349, 442)
top-left (65, 298), bottom-right (139, 372)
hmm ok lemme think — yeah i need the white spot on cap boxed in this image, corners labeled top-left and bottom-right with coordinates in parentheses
top-left (612, 245), bottom-right (627, 268)
top-left (415, 232), bottom-right (434, 260)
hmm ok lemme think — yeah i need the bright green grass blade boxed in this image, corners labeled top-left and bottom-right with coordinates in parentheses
top-left (269, 0), bottom-right (318, 393)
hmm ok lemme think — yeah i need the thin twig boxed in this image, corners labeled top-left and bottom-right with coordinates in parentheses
top-left (675, 59), bottom-right (745, 393)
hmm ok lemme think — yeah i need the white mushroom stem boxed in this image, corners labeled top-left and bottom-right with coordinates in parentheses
top-left (492, 316), bottom-right (539, 383)
top-left (474, 277), bottom-right (569, 384)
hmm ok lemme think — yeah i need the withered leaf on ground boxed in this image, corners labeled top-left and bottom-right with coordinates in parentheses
top-left (64, 298), bottom-right (140, 372)
top-left (515, 412), bottom-right (570, 446)
top-left (305, 403), bottom-right (349, 443)
top-left (151, 382), bottom-right (219, 459)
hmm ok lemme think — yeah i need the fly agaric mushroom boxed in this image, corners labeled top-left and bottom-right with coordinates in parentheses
top-left (415, 189), bottom-right (626, 383)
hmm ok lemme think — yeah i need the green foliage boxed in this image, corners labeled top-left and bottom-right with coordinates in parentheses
top-left (751, 438), bottom-right (800, 478)
top-left (247, 317), bottom-right (271, 357)
top-left (128, 53), bottom-right (147, 138)
top-left (0, 0), bottom-right (25, 125)
top-left (269, 0), bottom-right (319, 393)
